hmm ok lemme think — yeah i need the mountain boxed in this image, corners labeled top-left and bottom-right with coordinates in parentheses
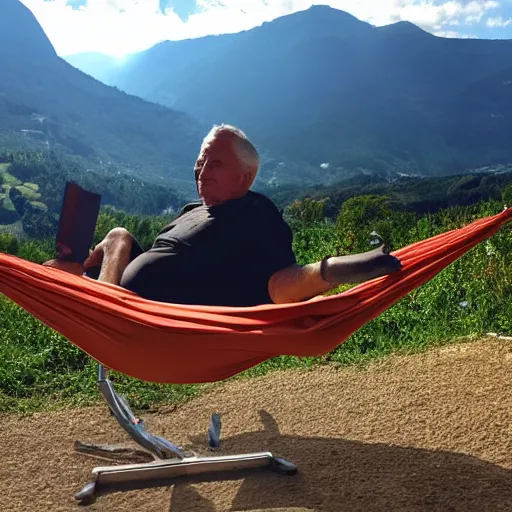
top-left (66, 5), bottom-right (512, 180)
top-left (63, 52), bottom-right (121, 85)
top-left (0, 0), bottom-right (209, 194)
top-left (0, 0), bottom-right (56, 59)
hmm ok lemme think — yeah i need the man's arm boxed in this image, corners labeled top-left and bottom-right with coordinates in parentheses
top-left (255, 197), bottom-right (401, 304)
top-left (268, 245), bottom-right (403, 304)
top-left (268, 261), bottom-right (332, 304)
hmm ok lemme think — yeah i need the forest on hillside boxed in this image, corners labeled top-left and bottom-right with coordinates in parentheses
top-left (2, 147), bottom-right (512, 243)
top-left (0, 149), bottom-right (189, 238)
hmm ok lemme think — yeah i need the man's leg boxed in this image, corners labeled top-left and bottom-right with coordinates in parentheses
top-left (268, 244), bottom-right (402, 304)
top-left (83, 228), bottom-right (143, 285)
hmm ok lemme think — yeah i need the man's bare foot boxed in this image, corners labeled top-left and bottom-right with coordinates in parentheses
top-left (322, 245), bottom-right (402, 285)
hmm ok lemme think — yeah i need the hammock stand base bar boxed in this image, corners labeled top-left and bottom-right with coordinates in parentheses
top-left (74, 365), bottom-right (297, 504)
top-left (75, 452), bottom-right (297, 504)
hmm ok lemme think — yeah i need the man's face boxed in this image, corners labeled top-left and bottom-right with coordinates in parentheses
top-left (195, 134), bottom-right (250, 206)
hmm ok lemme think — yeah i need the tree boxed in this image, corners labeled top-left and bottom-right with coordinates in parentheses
top-left (0, 233), bottom-right (18, 254)
top-left (285, 197), bottom-right (327, 225)
top-left (503, 183), bottom-right (512, 206)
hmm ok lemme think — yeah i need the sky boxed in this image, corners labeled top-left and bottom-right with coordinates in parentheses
top-left (20, 0), bottom-right (512, 58)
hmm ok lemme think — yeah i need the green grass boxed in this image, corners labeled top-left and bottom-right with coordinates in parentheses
top-left (23, 183), bottom-right (39, 191)
top-left (0, 296), bottom-right (202, 414)
top-left (28, 201), bottom-right (47, 211)
top-left (2, 173), bottom-right (21, 187)
top-left (15, 185), bottom-right (41, 201)
top-left (0, 198), bottom-right (511, 416)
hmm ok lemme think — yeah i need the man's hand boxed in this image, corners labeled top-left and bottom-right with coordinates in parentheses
top-left (42, 228), bottom-right (133, 284)
top-left (42, 259), bottom-right (85, 276)
top-left (83, 238), bottom-right (108, 271)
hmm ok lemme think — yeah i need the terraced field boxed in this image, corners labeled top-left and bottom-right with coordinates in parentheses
top-left (0, 163), bottom-right (46, 225)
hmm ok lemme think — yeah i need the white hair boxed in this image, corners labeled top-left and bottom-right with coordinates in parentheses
top-left (201, 124), bottom-right (260, 180)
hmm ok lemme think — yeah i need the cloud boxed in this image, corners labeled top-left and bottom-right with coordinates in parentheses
top-left (378, 0), bottom-right (500, 33)
top-left (21, 0), bottom-right (187, 56)
top-left (487, 15), bottom-right (512, 26)
top-left (20, 0), bottom-right (506, 57)
top-left (434, 29), bottom-right (478, 37)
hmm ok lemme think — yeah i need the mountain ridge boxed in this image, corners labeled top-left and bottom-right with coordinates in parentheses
top-left (64, 5), bottom-right (512, 180)
top-left (0, 0), bottom-right (57, 59)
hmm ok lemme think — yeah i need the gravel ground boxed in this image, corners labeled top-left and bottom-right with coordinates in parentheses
top-left (1, 337), bottom-right (511, 511)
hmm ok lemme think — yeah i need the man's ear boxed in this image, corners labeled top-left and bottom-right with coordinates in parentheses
top-left (241, 170), bottom-right (255, 190)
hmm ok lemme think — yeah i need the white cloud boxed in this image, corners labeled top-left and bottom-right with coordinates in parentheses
top-left (388, 1), bottom-right (500, 31)
top-left (20, 0), bottom-right (504, 57)
top-left (487, 15), bottom-right (512, 27)
top-left (433, 29), bottom-right (478, 37)
top-left (21, 0), bottom-right (185, 57)
top-left (434, 29), bottom-right (464, 36)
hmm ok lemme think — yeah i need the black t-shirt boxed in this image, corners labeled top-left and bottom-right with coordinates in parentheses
top-left (123, 191), bottom-right (296, 307)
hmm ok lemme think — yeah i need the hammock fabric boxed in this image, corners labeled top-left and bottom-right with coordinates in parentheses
top-left (0, 207), bottom-right (511, 385)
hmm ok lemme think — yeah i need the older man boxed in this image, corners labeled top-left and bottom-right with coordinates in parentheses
top-left (45, 124), bottom-right (401, 306)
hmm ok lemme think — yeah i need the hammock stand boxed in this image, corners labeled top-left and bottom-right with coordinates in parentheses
top-left (74, 364), bottom-right (296, 505)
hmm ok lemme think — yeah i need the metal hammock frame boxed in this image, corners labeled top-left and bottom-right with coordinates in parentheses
top-left (74, 364), bottom-right (296, 505)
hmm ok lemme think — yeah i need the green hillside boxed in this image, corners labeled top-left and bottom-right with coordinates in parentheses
top-left (0, 149), bottom-right (191, 239)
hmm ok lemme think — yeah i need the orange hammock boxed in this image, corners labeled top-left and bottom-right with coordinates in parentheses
top-left (0, 207), bottom-right (511, 385)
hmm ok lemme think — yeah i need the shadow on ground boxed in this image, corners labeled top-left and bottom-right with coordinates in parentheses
top-left (139, 409), bottom-right (512, 511)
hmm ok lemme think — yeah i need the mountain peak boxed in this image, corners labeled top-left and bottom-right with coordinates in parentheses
top-left (305, 4), bottom-right (369, 19)
top-left (377, 20), bottom-right (433, 38)
top-left (274, 4), bottom-right (374, 28)
top-left (254, 4), bottom-right (374, 43)
top-left (0, 0), bottom-right (56, 60)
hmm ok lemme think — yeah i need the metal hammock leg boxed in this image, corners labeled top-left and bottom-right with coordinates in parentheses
top-left (74, 364), bottom-right (297, 504)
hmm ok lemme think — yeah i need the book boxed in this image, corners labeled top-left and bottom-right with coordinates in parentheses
top-left (55, 182), bottom-right (102, 264)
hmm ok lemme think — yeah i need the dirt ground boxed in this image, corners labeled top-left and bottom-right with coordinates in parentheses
top-left (1, 337), bottom-right (512, 512)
